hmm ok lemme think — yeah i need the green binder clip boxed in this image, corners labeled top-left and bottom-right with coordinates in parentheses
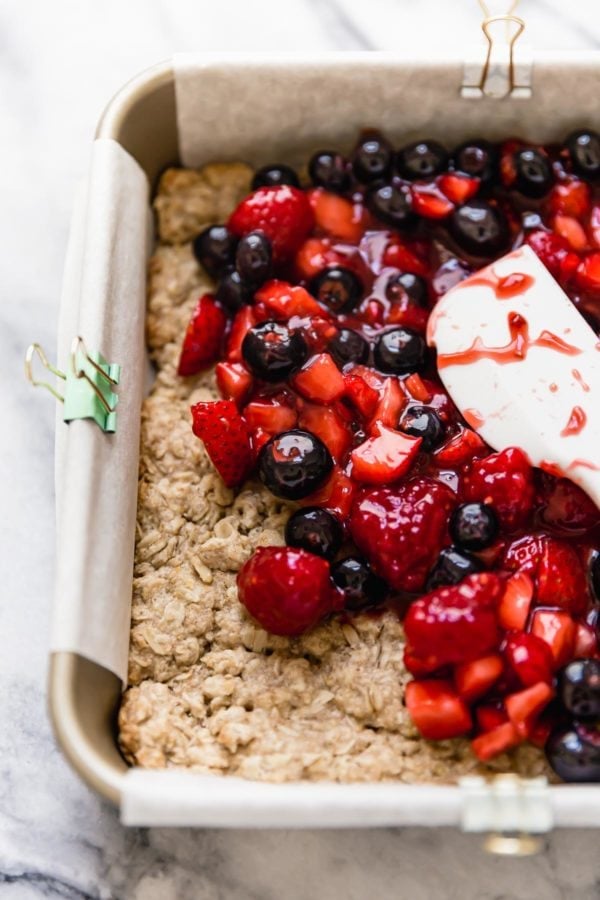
top-left (25, 336), bottom-right (121, 433)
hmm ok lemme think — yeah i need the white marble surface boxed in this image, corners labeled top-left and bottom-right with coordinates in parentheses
top-left (3, 0), bottom-right (600, 896)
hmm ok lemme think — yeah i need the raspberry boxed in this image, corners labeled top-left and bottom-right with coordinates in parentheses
top-left (349, 478), bottom-right (456, 591)
top-left (237, 546), bottom-right (334, 636)
top-left (404, 572), bottom-right (503, 667)
top-left (463, 446), bottom-right (534, 531)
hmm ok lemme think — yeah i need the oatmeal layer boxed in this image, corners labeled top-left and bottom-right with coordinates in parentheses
top-left (118, 163), bottom-right (550, 783)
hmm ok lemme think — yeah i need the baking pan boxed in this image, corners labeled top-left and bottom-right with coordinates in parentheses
top-left (47, 44), bottom-right (600, 837)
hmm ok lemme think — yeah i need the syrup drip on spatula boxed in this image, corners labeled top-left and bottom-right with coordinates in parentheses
top-left (427, 245), bottom-right (600, 506)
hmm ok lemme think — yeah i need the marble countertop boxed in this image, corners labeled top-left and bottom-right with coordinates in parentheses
top-left (3, 0), bottom-right (600, 896)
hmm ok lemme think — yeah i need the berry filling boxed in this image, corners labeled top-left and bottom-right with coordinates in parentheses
top-left (180, 129), bottom-right (600, 778)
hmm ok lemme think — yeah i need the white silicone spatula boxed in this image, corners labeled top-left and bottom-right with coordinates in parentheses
top-left (427, 244), bottom-right (600, 506)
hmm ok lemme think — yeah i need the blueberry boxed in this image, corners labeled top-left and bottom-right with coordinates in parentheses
top-left (285, 507), bottom-right (342, 560)
top-left (311, 266), bottom-right (363, 313)
top-left (328, 329), bottom-right (370, 369)
top-left (513, 148), bottom-right (553, 198)
top-left (242, 322), bottom-right (308, 382)
top-left (396, 140), bottom-right (448, 180)
top-left (373, 328), bottom-right (426, 375)
top-left (399, 405), bottom-right (445, 451)
top-left (252, 164), bottom-right (300, 190)
top-left (558, 659), bottom-right (600, 720)
top-left (192, 225), bottom-right (237, 277)
top-left (426, 546), bottom-right (482, 590)
top-left (215, 268), bottom-right (253, 313)
top-left (449, 200), bottom-right (510, 257)
top-left (449, 502), bottom-right (499, 551)
top-left (258, 430), bottom-right (333, 500)
top-left (451, 139), bottom-right (497, 184)
top-left (352, 133), bottom-right (393, 183)
top-left (308, 150), bottom-right (351, 193)
top-left (385, 272), bottom-right (428, 307)
top-left (589, 549), bottom-right (600, 604)
top-left (566, 130), bottom-right (600, 181)
top-left (545, 726), bottom-right (600, 782)
top-left (331, 557), bottom-right (387, 612)
top-left (366, 182), bottom-right (416, 229)
top-left (235, 232), bottom-right (272, 284)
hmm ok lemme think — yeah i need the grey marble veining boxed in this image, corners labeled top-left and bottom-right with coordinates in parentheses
top-left (2, 0), bottom-right (600, 897)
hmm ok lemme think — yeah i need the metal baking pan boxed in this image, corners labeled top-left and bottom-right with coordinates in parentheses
top-left (47, 45), bottom-right (600, 838)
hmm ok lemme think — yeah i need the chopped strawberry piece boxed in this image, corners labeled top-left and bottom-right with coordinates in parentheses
top-left (178, 294), bottom-right (227, 376)
top-left (404, 373), bottom-right (432, 403)
top-left (432, 426), bottom-right (487, 466)
top-left (405, 679), bottom-right (472, 740)
top-left (463, 447), bottom-right (534, 531)
top-left (293, 353), bottom-right (345, 404)
top-left (255, 279), bottom-right (324, 319)
top-left (590, 205), bottom-right (600, 248)
top-left (298, 403), bottom-right (352, 464)
top-left (539, 475), bottom-right (600, 533)
top-left (382, 239), bottom-right (429, 276)
top-left (370, 377), bottom-right (407, 429)
top-left (525, 230), bottom-right (580, 283)
top-left (574, 621), bottom-right (598, 658)
top-left (226, 306), bottom-right (258, 362)
top-left (575, 252), bottom-right (600, 291)
top-left (476, 704), bottom-right (509, 733)
top-left (350, 423), bottom-right (421, 485)
top-left (454, 654), bottom-right (504, 702)
top-left (404, 573), bottom-right (502, 667)
top-left (528, 712), bottom-right (556, 748)
top-left (191, 400), bottom-right (253, 488)
top-left (497, 572), bottom-right (534, 631)
top-left (343, 372), bottom-right (379, 418)
top-left (503, 632), bottom-right (554, 687)
top-left (404, 646), bottom-right (445, 677)
top-left (294, 237), bottom-right (344, 280)
top-left (251, 427), bottom-right (271, 455)
top-left (350, 479), bottom-right (456, 592)
top-left (243, 398), bottom-right (298, 436)
top-left (548, 180), bottom-right (591, 218)
top-left (299, 465), bottom-right (355, 519)
top-left (237, 546), bottom-right (335, 636)
top-left (530, 609), bottom-right (577, 668)
top-left (471, 722), bottom-right (522, 761)
top-left (411, 183), bottom-right (454, 220)
top-left (215, 361), bottom-right (253, 406)
top-left (228, 185), bottom-right (314, 262)
top-left (438, 172), bottom-right (480, 204)
top-left (553, 214), bottom-right (589, 251)
top-left (537, 538), bottom-right (588, 615)
top-left (505, 682), bottom-right (554, 738)
top-left (309, 188), bottom-right (367, 243)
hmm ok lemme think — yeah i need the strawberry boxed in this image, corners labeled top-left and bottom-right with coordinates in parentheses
top-left (438, 173), bottom-right (480, 204)
top-left (228, 185), bottom-right (313, 263)
top-left (308, 188), bottom-right (367, 243)
top-left (404, 573), bottom-right (502, 667)
top-left (298, 403), bottom-right (352, 464)
top-left (237, 546), bottom-right (335, 636)
top-left (538, 475), bottom-right (600, 533)
top-left (503, 632), bottom-right (554, 688)
top-left (299, 465), bottom-right (355, 519)
top-left (369, 377), bottom-right (407, 430)
top-left (503, 534), bottom-right (587, 615)
top-left (405, 679), bottom-right (472, 740)
top-left (505, 682), bottom-right (554, 738)
top-left (350, 423), bottom-right (421, 485)
top-left (553, 214), bottom-right (588, 252)
top-left (294, 237), bottom-right (347, 281)
top-left (350, 479), bottom-right (455, 591)
top-left (382, 239), bottom-right (429, 276)
top-left (411, 183), bottom-right (454, 219)
top-left (525, 230), bottom-right (580, 283)
top-left (254, 279), bottom-right (324, 319)
top-left (243, 398), bottom-right (298, 436)
top-left (454, 654), bottom-right (504, 702)
top-left (343, 372), bottom-right (379, 419)
top-left (471, 722), bottom-right (522, 761)
top-left (476, 704), bottom-right (509, 733)
top-left (404, 373), bottom-right (432, 403)
top-left (573, 621), bottom-right (598, 658)
top-left (497, 572), bottom-right (534, 631)
top-left (178, 294), bottom-right (227, 376)
top-left (590, 204), bottom-right (600, 248)
top-left (432, 426), bottom-right (487, 466)
top-left (530, 609), bottom-right (577, 669)
top-left (191, 400), bottom-right (253, 488)
top-left (548, 180), bottom-right (591, 218)
top-left (293, 353), bottom-right (346, 404)
top-left (215, 361), bottom-right (253, 406)
top-left (463, 447), bottom-right (534, 531)
top-left (575, 252), bottom-right (600, 291)
top-left (226, 306), bottom-right (258, 362)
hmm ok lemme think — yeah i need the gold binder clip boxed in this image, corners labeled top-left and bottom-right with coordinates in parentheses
top-left (25, 336), bottom-right (121, 433)
top-left (462, 0), bottom-right (532, 99)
